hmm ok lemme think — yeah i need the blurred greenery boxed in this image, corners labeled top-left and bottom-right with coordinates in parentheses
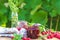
top-left (0, 0), bottom-right (60, 31)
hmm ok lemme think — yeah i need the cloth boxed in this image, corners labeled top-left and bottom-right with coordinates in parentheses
top-left (19, 28), bottom-right (27, 37)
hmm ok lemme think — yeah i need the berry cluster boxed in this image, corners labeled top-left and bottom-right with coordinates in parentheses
top-left (22, 37), bottom-right (31, 40)
top-left (41, 30), bottom-right (60, 39)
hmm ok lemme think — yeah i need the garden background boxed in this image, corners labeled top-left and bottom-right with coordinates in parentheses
top-left (0, 0), bottom-right (60, 31)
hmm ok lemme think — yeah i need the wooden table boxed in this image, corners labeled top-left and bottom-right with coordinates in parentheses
top-left (0, 37), bottom-right (59, 40)
top-left (0, 37), bottom-right (12, 40)
top-left (31, 38), bottom-right (59, 40)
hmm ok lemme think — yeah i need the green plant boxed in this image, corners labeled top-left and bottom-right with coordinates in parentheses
top-left (13, 33), bottom-right (22, 40)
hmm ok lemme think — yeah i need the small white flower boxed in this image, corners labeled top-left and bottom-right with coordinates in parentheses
top-left (4, 3), bottom-right (9, 7)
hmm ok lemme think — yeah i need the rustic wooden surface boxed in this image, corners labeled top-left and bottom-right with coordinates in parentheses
top-left (0, 37), bottom-right (59, 40)
top-left (0, 37), bottom-right (12, 40)
top-left (31, 38), bottom-right (59, 40)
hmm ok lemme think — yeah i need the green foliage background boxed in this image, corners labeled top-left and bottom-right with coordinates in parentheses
top-left (0, 0), bottom-right (60, 30)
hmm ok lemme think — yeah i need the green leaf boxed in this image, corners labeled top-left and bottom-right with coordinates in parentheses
top-left (24, 0), bottom-right (42, 10)
top-left (42, 3), bottom-right (52, 12)
top-left (49, 9), bottom-right (57, 17)
top-left (31, 10), bottom-right (48, 25)
top-left (0, 14), bottom-right (7, 25)
top-left (51, 0), bottom-right (60, 15)
top-left (13, 33), bottom-right (22, 40)
top-left (31, 0), bottom-right (42, 9)
top-left (0, 4), bottom-right (7, 14)
top-left (18, 9), bottom-right (30, 22)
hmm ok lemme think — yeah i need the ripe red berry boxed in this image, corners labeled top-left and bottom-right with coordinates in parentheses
top-left (27, 38), bottom-right (31, 40)
top-left (22, 37), bottom-right (27, 40)
top-left (56, 33), bottom-right (60, 39)
top-left (17, 27), bottom-right (21, 31)
top-left (47, 36), bottom-right (51, 39)
top-left (41, 32), bottom-right (46, 35)
top-left (22, 37), bottom-right (31, 40)
top-left (47, 34), bottom-right (54, 39)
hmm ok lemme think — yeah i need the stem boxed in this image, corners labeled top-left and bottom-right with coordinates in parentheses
top-left (31, 5), bottom-right (41, 15)
top-left (50, 17), bottom-right (53, 29)
top-left (55, 16), bottom-right (59, 31)
top-left (11, 12), bottom-right (18, 27)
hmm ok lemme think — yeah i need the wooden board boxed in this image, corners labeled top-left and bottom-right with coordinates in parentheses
top-left (31, 38), bottom-right (59, 40)
top-left (0, 37), bottom-right (59, 40)
top-left (0, 37), bottom-right (12, 40)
